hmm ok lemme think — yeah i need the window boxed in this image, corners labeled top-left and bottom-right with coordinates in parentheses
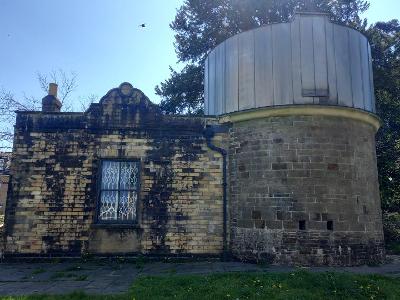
top-left (97, 160), bottom-right (140, 223)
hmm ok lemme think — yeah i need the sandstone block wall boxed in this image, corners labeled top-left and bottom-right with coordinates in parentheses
top-left (228, 115), bottom-right (384, 265)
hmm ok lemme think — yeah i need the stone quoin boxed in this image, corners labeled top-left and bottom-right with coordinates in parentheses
top-left (3, 12), bottom-right (384, 266)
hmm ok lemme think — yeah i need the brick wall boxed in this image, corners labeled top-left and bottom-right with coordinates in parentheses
top-left (0, 152), bottom-right (11, 218)
top-left (228, 115), bottom-right (384, 266)
top-left (0, 175), bottom-right (8, 218)
top-left (4, 84), bottom-right (225, 256)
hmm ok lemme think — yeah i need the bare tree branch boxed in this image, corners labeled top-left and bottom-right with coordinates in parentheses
top-left (59, 70), bottom-right (77, 103)
top-left (0, 88), bottom-right (38, 120)
top-left (1, 69), bottom-right (78, 150)
top-left (0, 131), bottom-right (13, 150)
top-left (36, 69), bottom-right (77, 107)
top-left (79, 94), bottom-right (98, 112)
top-left (0, 88), bottom-right (32, 150)
top-left (22, 93), bottom-right (41, 111)
top-left (37, 72), bottom-right (48, 94)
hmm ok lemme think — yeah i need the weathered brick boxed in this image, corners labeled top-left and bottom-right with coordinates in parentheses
top-left (4, 84), bottom-right (225, 257)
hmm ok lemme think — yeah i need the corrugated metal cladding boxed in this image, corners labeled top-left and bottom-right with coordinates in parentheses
top-left (204, 13), bottom-right (376, 116)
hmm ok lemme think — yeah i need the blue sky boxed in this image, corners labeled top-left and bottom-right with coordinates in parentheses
top-left (0, 0), bottom-right (398, 110)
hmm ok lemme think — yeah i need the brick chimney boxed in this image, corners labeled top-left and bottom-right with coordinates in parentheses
top-left (42, 83), bottom-right (62, 112)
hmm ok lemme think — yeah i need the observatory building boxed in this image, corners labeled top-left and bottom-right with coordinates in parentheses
top-left (204, 12), bottom-right (384, 265)
top-left (3, 12), bottom-right (384, 266)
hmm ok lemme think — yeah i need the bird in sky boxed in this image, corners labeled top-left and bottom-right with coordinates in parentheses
top-left (139, 23), bottom-right (146, 28)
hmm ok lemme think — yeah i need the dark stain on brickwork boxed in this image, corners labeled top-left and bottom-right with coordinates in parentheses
top-left (254, 219), bottom-right (265, 229)
top-left (327, 163), bottom-right (339, 171)
top-left (251, 210), bottom-right (261, 220)
top-left (42, 235), bottom-right (61, 254)
top-left (143, 132), bottom-right (206, 254)
top-left (142, 138), bottom-right (174, 251)
top-left (175, 212), bottom-right (190, 221)
top-left (4, 175), bottom-right (16, 237)
top-left (272, 163), bottom-right (287, 170)
top-left (44, 165), bottom-right (65, 212)
top-left (67, 240), bottom-right (83, 254)
top-left (143, 162), bottom-right (173, 254)
top-left (5, 84), bottom-right (224, 258)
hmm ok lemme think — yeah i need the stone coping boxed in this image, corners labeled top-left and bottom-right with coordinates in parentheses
top-left (218, 105), bottom-right (381, 131)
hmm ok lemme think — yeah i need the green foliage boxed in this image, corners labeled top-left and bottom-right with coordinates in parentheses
top-left (158, 0), bottom-right (400, 248)
top-left (171, 0), bottom-right (368, 64)
top-left (134, 255), bottom-right (148, 270)
top-left (363, 20), bottom-right (400, 248)
top-left (365, 20), bottom-right (400, 214)
top-left (0, 291), bottom-right (129, 300)
top-left (63, 265), bottom-right (84, 272)
top-left (31, 268), bottom-right (46, 275)
top-left (74, 275), bottom-right (88, 281)
top-left (49, 271), bottom-right (88, 282)
top-left (156, 0), bottom-right (370, 114)
top-left (388, 242), bottom-right (400, 255)
top-left (80, 250), bottom-right (94, 262)
top-left (156, 65), bottom-right (204, 115)
top-left (2, 272), bottom-right (400, 299)
top-left (130, 271), bottom-right (400, 299)
top-left (383, 212), bottom-right (400, 249)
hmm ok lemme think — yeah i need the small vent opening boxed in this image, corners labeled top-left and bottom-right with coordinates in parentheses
top-left (327, 220), bottom-right (334, 231)
top-left (299, 220), bottom-right (306, 230)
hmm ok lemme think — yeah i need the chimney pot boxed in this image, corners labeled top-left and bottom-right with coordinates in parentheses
top-left (48, 83), bottom-right (58, 97)
top-left (42, 83), bottom-right (62, 112)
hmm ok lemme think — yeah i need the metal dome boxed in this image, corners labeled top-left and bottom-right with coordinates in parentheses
top-left (204, 12), bottom-right (375, 116)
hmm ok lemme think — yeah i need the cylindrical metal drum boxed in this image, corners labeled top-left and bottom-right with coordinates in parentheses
top-left (204, 12), bottom-right (375, 116)
top-left (206, 12), bottom-right (384, 265)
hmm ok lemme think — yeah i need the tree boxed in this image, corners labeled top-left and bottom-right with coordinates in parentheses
top-left (365, 20), bottom-right (400, 213)
top-left (159, 1), bottom-right (400, 246)
top-left (0, 69), bottom-right (77, 150)
top-left (37, 69), bottom-right (77, 112)
top-left (156, 0), bottom-right (370, 114)
top-left (155, 65), bottom-right (203, 114)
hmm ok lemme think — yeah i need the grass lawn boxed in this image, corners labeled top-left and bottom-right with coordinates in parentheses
top-left (1, 271), bottom-right (400, 300)
top-left (387, 242), bottom-right (400, 255)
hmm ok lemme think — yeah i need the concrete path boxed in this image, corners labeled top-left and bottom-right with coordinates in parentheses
top-left (1, 256), bottom-right (400, 296)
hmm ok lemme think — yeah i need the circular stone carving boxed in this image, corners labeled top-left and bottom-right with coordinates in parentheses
top-left (119, 82), bottom-right (134, 97)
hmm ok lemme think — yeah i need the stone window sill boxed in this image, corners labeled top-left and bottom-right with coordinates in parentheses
top-left (91, 223), bottom-right (141, 230)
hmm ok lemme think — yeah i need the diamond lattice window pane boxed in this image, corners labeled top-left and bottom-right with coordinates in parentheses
top-left (98, 160), bottom-right (139, 223)
top-left (119, 191), bottom-right (137, 221)
top-left (101, 161), bottom-right (120, 190)
top-left (119, 162), bottom-right (139, 190)
top-left (99, 190), bottom-right (118, 220)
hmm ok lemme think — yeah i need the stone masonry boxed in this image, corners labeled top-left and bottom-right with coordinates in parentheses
top-left (4, 83), bottom-right (225, 256)
top-left (3, 82), bottom-right (384, 266)
top-left (228, 115), bottom-right (384, 265)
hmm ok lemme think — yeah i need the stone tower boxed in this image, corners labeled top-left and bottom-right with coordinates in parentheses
top-left (204, 12), bottom-right (384, 265)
